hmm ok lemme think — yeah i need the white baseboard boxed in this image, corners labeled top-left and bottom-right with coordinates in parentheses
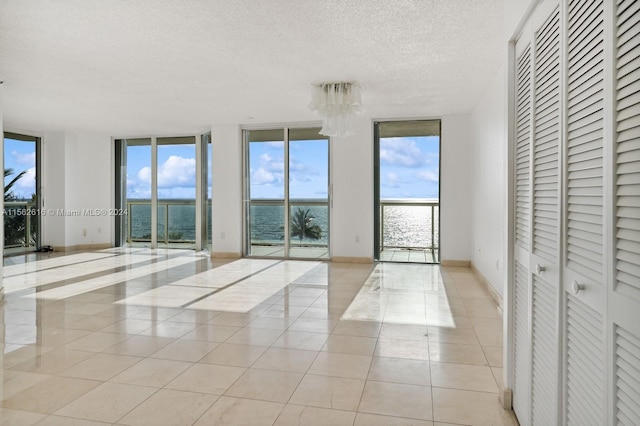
top-left (470, 261), bottom-right (503, 310)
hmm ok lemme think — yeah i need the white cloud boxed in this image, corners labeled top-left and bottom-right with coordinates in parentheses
top-left (11, 150), bottom-right (36, 167)
top-left (137, 167), bottom-right (151, 183)
top-left (15, 167), bottom-right (36, 189)
top-left (157, 155), bottom-right (196, 188)
top-left (127, 155), bottom-right (196, 197)
top-left (289, 161), bottom-right (307, 172)
top-left (380, 138), bottom-right (427, 167)
top-left (7, 167), bottom-right (36, 198)
top-left (383, 172), bottom-right (401, 188)
top-left (251, 167), bottom-right (278, 185)
top-left (250, 150), bottom-right (287, 188)
top-left (416, 170), bottom-right (439, 183)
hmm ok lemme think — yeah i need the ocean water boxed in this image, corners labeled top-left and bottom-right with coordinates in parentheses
top-left (127, 203), bottom-right (210, 242)
top-left (250, 205), bottom-right (329, 244)
top-left (126, 202), bottom-right (438, 248)
top-left (382, 205), bottom-right (439, 248)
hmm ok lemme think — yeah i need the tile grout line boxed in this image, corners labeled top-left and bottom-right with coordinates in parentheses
top-left (180, 260), bottom-right (284, 308)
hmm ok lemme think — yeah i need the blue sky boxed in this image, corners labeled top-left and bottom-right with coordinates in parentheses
top-left (4, 138), bottom-right (36, 200)
top-left (380, 136), bottom-right (440, 199)
top-left (4, 135), bottom-right (439, 201)
top-left (126, 144), bottom-right (212, 199)
top-left (249, 140), bottom-right (329, 199)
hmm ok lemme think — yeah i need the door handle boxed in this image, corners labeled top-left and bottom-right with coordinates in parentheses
top-left (571, 280), bottom-right (585, 295)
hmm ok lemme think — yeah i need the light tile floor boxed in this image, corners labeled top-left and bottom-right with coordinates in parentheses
top-left (1, 248), bottom-right (517, 425)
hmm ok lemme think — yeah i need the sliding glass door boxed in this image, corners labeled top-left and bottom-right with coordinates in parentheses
top-left (374, 120), bottom-right (441, 263)
top-left (116, 135), bottom-right (209, 249)
top-left (124, 138), bottom-right (152, 244)
top-left (156, 137), bottom-right (196, 246)
top-left (245, 127), bottom-right (329, 259)
top-left (3, 132), bottom-right (41, 253)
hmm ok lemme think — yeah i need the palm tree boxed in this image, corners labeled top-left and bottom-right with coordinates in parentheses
top-left (4, 168), bottom-right (27, 200)
top-left (290, 207), bottom-right (322, 242)
top-left (4, 168), bottom-right (31, 247)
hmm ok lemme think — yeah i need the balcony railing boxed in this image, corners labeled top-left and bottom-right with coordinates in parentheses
top-left (123, 198), bottom-right (437, 256)
top-left (4, 201), bottom-right (37, 249)
top-left (126, 199), bottom-right (210, 244)
top-left (248, 199), bottom-right (329, 248)
top-left (380, 199), bottom-right (439, 256)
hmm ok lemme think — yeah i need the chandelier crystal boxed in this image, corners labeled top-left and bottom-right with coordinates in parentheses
top-left (308, 82), bottom-right (363, 137)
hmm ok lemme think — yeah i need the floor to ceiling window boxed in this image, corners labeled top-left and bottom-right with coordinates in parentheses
top-left (3, 132), bottom-right (41, 253)
top-left (156, 137), bottom-right (197, 247)
top-left (205, 133), bottom-right (212, 250)
top-left (374, 120), bottom-right (441, 263)
top-left (244, 127), bottom-right (330, 259)
top-left (115, 135), bottom-right (209, 249)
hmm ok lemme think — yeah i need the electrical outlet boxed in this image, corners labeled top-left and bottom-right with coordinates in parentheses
top-left (82, 228), bottom-right (87, 237)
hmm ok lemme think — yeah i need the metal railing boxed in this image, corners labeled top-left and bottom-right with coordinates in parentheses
top-left (124, 198), bottom-right (437, 253)
top-left (380, 199), bottom-right (439, 253)
top-left (4, 201), bottom-right (38, 249)
top-left (248, 199), bottom-right (329, 247)
top-left (126, 199), bottom-right (199, 244)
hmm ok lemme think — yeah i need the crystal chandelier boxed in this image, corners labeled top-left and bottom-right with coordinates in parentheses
top-left (308, 82), bottom-right (364, 137)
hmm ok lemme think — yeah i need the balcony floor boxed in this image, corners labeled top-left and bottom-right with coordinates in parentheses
top-left (379, 248), bottom-right (440, 264)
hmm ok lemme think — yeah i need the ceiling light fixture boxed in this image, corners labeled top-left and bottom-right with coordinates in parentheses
top-left (308, 82), bottom-right (363, 137)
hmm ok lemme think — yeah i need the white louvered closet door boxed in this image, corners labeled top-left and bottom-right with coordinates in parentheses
top-left (512, 27), bottom-right (533, 426)
top-left (511, 0), bottom-right (640, 425)
top-left (530, 3), bottom-right (561, 425)
top-left (512, 2), bottom-right (562, 425)
top-left (563, 0), bottom-right (608, 424)
top-left (611, 1), bottom-right (640, 425)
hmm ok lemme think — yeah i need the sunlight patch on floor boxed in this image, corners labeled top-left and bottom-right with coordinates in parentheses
top-left (341, 263), bottom-right (455, 327)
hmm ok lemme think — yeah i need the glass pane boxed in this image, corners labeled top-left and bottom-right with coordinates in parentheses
top-left (125, 141), bottom-right (151, 243)
top-left (378, 120), bottom-right (440, 263)
top-left (4, 136), bottom-right (38, 250)
top-left (157, 204), bottom-right (166, 243)
top-left (129, 204), bottom-right (151, 241)
top-left (157, 137), bottom-right (196, 247)
top-left (207, 140), bottom-right (212, 249)
top-left (288, 129), bottom-right (329, 259)
top-left (168, 203), bottom-right (195, 242)
top-left (247, 129), bottom-right (285, 257)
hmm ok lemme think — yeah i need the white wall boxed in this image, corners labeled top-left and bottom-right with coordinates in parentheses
top-left (504, 0), bottom-right (537, 40)
top-left (470, 66), bottom-right (508, 297)
top-left (331, 118), bottom-right (374, 260)
top-left (210, 125), bottom-right (243, 256)
top-left (440, 114), bottom-right (473, 262)
top-left (42, 131), bottom-right (66, 247)
top-left (41, 131), bottom-right (112, 248)
top-left (64, 132), bottom-right (113, 247)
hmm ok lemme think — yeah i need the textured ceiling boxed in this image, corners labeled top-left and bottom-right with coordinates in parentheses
top-left (0, 0), bottom-right (504, 136)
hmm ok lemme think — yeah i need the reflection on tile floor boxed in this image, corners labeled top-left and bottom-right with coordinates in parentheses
top-left (249, 245), bottom-right (330, 259)
top-left (0, 248), bottom-right (516, 425)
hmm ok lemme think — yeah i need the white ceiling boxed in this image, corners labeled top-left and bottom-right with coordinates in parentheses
top-left (0, 0), bottom-right (504, 137)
